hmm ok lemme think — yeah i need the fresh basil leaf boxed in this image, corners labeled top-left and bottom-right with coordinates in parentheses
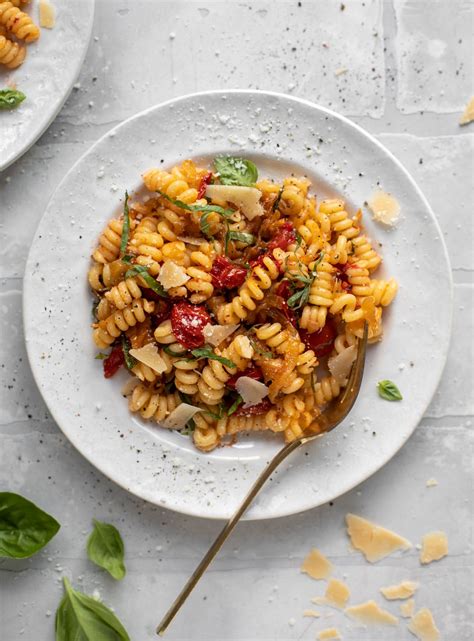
top-left (124, 265), bottom-right (168, 297)
top-left (226, 231), bottom-right (255, 246)
top-left (191, 347), bottom-right (236, 369)
top-left (204, 403), bottom-right (225, 420)
top-left (227, 396), bottom-right (243, 416)
top-left (214, 156), bottom-right (258, 186)
top-left (94, 353), bottom-right (108, 360)
top-left (119, 192), bottom-right (130, 256)
top-left (157, 190), bottom-right (234, 218)
top-left (121, 336), bottom-right (136, 371)
top-left (178, 391), bottom-right (194, 405)
top-left (249, 337), bottom-right (273, 359)
top-left (0, 492), bottom-right (60, 558)
top-left (0, 89), bottom-right (26, 110)
top-left (272, 186), bottom-right (284, 212)
top-left (55, 577), bottom-right (130, 641)
top-left (86, 520), bottom-right (126, 580)
top-left (121, 255), bottom-right (133, 265)
top-left (377, 380), bottom-right (403, 401)
top-left (200, 211), bottom-right (213, 239)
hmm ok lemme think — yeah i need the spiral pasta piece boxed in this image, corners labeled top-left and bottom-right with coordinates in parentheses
top-left (299, 258), bottom-right (335, 332)
top-left (143, 167), bottom-right (198, 204)
top-left (128, 385), bottom-right (181, 423)
top-left (217, 254), bottom-right (281, 324)
top-left (92, 219), bottom-right (124, 264)
top-left (351, 235), bottom-right (382, 271)
top-left (0, 1), bottom-right (39, 42)
top-left (320, 199), bottom-right (359, 239)
top-left (367, 278), bottom-right (398, 307)
top-left (346, 261), bottom-right (371, 297)
top-left (93, 299), bottom-right (154, 348)
top-left (105, 277), bottom-right (142, 310)
top-left (0, 33), bottom-right (25, 67)
top-left (313, 375), bottom-right (341, 406)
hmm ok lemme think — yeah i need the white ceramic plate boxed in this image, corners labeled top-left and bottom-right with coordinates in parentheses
top-left (23, 91), bottom-right (452, 520)
top-left (0, 0), bottom-right (94, 172)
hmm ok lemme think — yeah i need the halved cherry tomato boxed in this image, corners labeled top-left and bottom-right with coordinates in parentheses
top-left (197, 171), bottom-right (213, 199)
top-left (103, 344), bottom-right (124, 378)
top-left (211, 256), bottom-right (248, 290)
top-left (226, 366), bottom-right (263, 390)
top-left (275, 279), bottom-right (298, 327)
top-left (234, 398), bottom-right (272, 417)
top-left (170, 301), bottom-right (211, 349)
top-left (267, 221), bottom-right (296, 252)
top-left (299, 320), bottom-right (337, 357)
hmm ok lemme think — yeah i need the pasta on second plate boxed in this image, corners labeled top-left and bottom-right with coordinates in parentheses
top-left (89, 157), bottom-right (397, 452)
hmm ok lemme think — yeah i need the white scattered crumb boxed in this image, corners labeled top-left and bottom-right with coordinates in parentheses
top-left (398, 362), bottom-right (406, 371)
top-left (288, 617), bottom-right (296, 626)
top-left (426, 478), bottom-right (438, 487)
top-left (92, 589), bottom-right (101, 601)
top-left (45, 610), bottom-right (52, 618)
top-left (334, 67), bottom-right (348, 76)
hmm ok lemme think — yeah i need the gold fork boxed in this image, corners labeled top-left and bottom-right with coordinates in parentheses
top-left (157, 324), bottom-right (368, 636)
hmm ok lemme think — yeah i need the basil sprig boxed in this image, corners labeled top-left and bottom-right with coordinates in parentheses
top-left (203, 403), bottom-right (226, 420)
top-left (272, 186), bottom-right (284, 212)
top-left (377, 380), bottom-right (403, 401)
top-left (191, 347), bottom-right (236, 369)
top-left (86, 519), bottom-right (126, 580)
top-left (287, 253), bottom-right (325, 310)
top-left (124, 265), bottom-right (168, 297)
top-left (55, 577), bottom-right (130, 641)
top-left (214, 156), bottom-right (258, 186)
top-left (0, 89), bottom-right (26, 110)
top-left (121, 335), bottom-right (136, 371)
top-left (94, 353), bottom-right (107, 360)
top-left (119, 192), bottom-right (130, 256)
top-left (0, 492), bottom-right (60, 558)
top-left (227, 396), bottom-right (243, 416)
top-left (226, 231), bottom-right (255, 246)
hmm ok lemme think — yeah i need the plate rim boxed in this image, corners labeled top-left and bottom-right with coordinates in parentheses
top-left (0, 0), bottom-right (96, 172)
top-left (23, 89), bottom-right (454, 520)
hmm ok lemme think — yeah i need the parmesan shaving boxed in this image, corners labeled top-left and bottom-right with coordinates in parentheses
top-left (408, 608), bottom-right (440, 641)
top-left (161, 403), bottom-right (202, 429)
top-left (129, 343), bottom-right (168, 374)
top-left (235, 376), bottom-right (269, 408)
top-left (318, 628), bottom-right (341, 640)
top-left (203, 323), bottom-right (239, 347)
top-left (176, 235), bottom-right (203, 246)
top-left (323, 578), bottom-right (350, 608)
top-left (400, 599), bottom-right (415, 618)
top-left (459, 96), bottom-right (474, 125)
top-left (380, 581), bottom-right (418, 600)
top-left (345, 513), bottom-right (411, 562)
top-left (157, 260), bottom-right (190, 290)
top-left (368, 190), bottom-right (400, 227)
top-left (328, 345), bottom-right (356, 385)
top-left (39, 0), bottom-right (56, 28)
top-left (425, 478), bottom-right (438, 487)
top-left (303, 609), bottom-right (320, 618)
top-left (345, 600), bottom-right (398, 626)
top-left (419, 531), bottom-right (448, 564)
top-left (300, 548), bottom-right (332, 580)
top-left (205, 184), bottom-right (264, 220)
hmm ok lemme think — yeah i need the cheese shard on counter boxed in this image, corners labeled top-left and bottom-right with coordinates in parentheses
top-left (202, 323), bottom-right (239, 347)
top-left (235, 376), bottom-right (269, 408)
top-left (318, 628), bottom-right (341, 640)
top-left (161, 403), bottom-right (202, 429)
top-left (302, 609), bottom-right (320, 618)
top-left (420, 531), bottom-right (448, 564)
top-left (459, 96), bottom-right (474, 125)
top-left (157, 260), bottom-right (190, 289)
top-left (300, 548), bottom-right (332, 580)
top-left (39, 0), bottom-right (56, 28)
top-left (368, 190), bottom-right (400, 227)
top-left (345, 513), bottom-right (411, 562)
top-left (321, 578), bottom-right (350, 608)
top-left (205, 184), bottom-right (264, 220)
top-left (408, 608), bottom-right (440, 641)
top-left (345, 600), bottom-right (398, 626)
top-left (380, 581), bottom-right (418, 600)
top-left (129, 344), bottom-right (168, 374)
top-left (400, 599), bottom-right (415, 618)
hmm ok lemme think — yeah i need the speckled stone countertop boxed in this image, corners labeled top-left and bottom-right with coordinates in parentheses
top-left (0, 2), bottom-right (472, 640)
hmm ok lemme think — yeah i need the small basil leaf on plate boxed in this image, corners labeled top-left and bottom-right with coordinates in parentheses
top-left (55, 577), bottom-right (130, 641)
top-left (0, 492), bottom-right (60, 558)
top-left (86, 519), bottom-right (126, 580)
top-left (377, 380), bottom-right (403, 401)
top-left (0, 89), bottom-right (26, 110)
top-left (214, 156), bottom-right (258, 186)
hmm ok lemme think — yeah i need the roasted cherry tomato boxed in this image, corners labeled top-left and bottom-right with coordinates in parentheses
top-left (170, 301), bottom-right (211, 349)
top-left (226, 366), bottom-right (263, 390)
top-left (103, 344), bottom-right (124, 378)
top-left (197, 171), bottom-right (213, 199)
top-left (334, 262), bottom-right (352, 292)
top-left (299, 320), bottom-right (337, 357)
top-left (267, 221), bottom-right (296, 252)
top-left (275, 279), bottom-right (298, 327)
top-left (234, 398), bottom-right (272, 417)
top-left (211, 256), bottom-right (248, 290)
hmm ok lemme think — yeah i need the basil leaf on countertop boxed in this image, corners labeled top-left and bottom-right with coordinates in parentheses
top-left (377, 380), bottom-right (403, 401)
top-left (214, 156), bottom-right (258, 186)
top-left (0, 492), bottom-right (60, 558)
top-left (55, 577), bottom-right (130, 641)
top-left (86, 519), bottom-right (126, 580)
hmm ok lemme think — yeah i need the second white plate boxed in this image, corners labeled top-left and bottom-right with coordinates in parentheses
top-left (23, 90), bottom-right (452, 520)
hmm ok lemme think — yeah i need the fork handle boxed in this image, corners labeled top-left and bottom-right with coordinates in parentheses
top-left (156, 437), bottom-right (306, 635)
